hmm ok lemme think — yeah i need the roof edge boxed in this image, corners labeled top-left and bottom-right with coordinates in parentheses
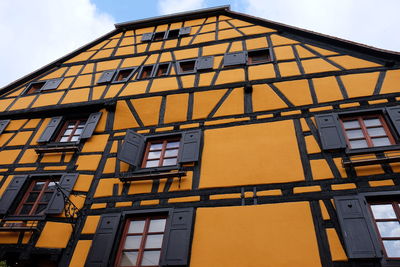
top-left (115, 5), bottom-right (230, 29)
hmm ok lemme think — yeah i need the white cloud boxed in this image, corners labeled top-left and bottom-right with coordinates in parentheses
top-left (241, 0), bottom-right (400, 52)
top-left (158, 0), bottom-right (206, 15)
top-left (0, 0), bottom-right (115, 88)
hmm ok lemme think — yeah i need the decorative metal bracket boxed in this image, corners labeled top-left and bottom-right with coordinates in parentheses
top-left (53, 181), bottom-right (82, 231)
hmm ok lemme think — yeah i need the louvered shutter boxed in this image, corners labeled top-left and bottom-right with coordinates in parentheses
top-left (179, 27), bottom-right (191, 36)
top-left (386, 106), bottom-right (400, 137)
top-left (46, 173), bottom-right (79, 215)
top-left (80, 112), bottom-right (102, 139)
top-left (223, 52), bottom-right (247, 66)
top-left (178, 130), bottom-right (202, 164)
top-left (41, 78), bottom-right (63, 91)
top-left (196, 56), bottom-right (214, 71)
top-left (37, 116), bottom-right (63, 143)
top-left (315, 114), bottom-right (346, 150)
top-left (0, 120), bottom-right (10, 134)
top-left (141, 33), bottom-right (154, 42)
top-left (97, 70), bottom-right (116, 84)
top-left (160, 208), bottom-right (194, 266)
top-left (334, 195), bottom-right (382, 259)
top-left (117, 129), bottom-right (145, 168)
top-left (85, 213), bottom-right (121, 267)
top-left (0, 175), bottom-right (28, 215)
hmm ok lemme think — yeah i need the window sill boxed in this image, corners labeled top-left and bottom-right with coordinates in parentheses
top-left (343, 149), bottom-right (400, 168)
top-left (345, 145), bottom-right (400, 155)
top-left (35, 142), bottom-right (80, 154)
top-left (119, 168), bottom-right (186, 182)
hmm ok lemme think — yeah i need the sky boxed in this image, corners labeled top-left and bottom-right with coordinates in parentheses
top-left (0, 0), bottom-right (399, 88)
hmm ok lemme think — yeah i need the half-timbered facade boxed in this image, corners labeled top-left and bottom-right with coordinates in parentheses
top-left (0, 5), bottom-right (400, 267)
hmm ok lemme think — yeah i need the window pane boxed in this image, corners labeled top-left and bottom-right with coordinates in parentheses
top-left (367, 127), bottom-right (386, 137)
top-left (364, 118), bottom-right (381, 127)
top-left (64, 129), bottom-right (73, 136)
top-left (164, 149), bottom-right (178, 157)
top-left (371, 204), bottom-right (396, 219)
top-left (124, 235), bottom-right (142, 249)
top-left (149, 219), bottom-right (166, 233)
top-left (27, 192), bottom-right (39, 202)
top-left (71, 136), bottom-right (79, 142)
top-left (343, 120), bottom-right (360, 129)
top-left (383, 240), bottom-right (400, 258)
top-left (150, 143), bottom-right (162, 150)
top-left (377, 222), bottom-right (400, 238)
top-left (162, 158), bottom-right (177, 166)
top-left (120, 251), bottom-right (138, 266)
top-left (147, 151), bottom-right (161, 159)
top-left (345, 129), bottom-right (364, 139)
top-left (146, 160), bottom-right (159, 168)
top-left (128, 220), bottom-right (145, 233)
top-left (372, 137), bottom-right (390, 147)
top-left (33, 182), bottom-right (45, 191)
top-left (40, 192), bottom-right (54, 202)
top-left (35, 204), bottom-right (47, 214)
top-left (75, 128), bottom-right (83, 135)
top-left (349, 139), bottom-right (368, 149)
top-left (60, 137), bottom-right (69, 142)
top-left (67, 124), bottom-right (75, 129)
top-left (145, 234), bottom-right (164, 249)
top-left (166, 141), bottom-right (180, 148)
top-left (20, 204), bottom-right (33, 214)
top-left (141, 251), bottom-right (161, 266)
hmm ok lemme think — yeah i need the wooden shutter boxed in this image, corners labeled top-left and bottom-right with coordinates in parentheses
top-left (117, 129), bottom-right (145, 168)
top-left (315, 114), bottom-right (346, 150)
top-left (0, 175), bottom-right (28, 215)
top-left (141, 32), bottom-right (154, 42)
top-left (0, 120), bottom-right (10, 135)
top-left (81, 112), bottom-right (102, 139)
top-left (178, 130), bottom-right (202, 164)
top-left (223, 52), bottom-right (247, 66)
top-left (179, 27), bottom-right (191, 36)
top-left (334, 195), bottom-right (382, 259)
top-left (386, 106), bottom-right (400, 137)
top-left (46, 173), bottom-right (79, 215)
top-left (41, 78), bottom-right (63, 91)
top-left (37, 116), bottom-right (63, 143)
top-left (196, 56), bottom-right (214, 71)
top-left (85, 213), bottom-right (121, 267)
top-left (160, 208), bottom-right (194, 266)
top-left (97, 70), bottom-right (116, 84)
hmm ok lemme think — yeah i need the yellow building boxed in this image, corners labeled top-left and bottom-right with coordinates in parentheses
top-left (0, 5), bottom-right (400, 267)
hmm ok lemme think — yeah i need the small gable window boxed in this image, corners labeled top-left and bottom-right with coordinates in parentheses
top-left (138, 65), bottom-right (154, 80)
top-left (23, 78), bottom-right (63, 95)
top-left (153, 32), bottom-right (166, 41)
top-left (154, 63), bottom-right (170, 77)
top-left (113, 68), bottom-right (136, 83)
top-left (26, 81), bottom-right (46, 95)
top-left (166, 29), bottom-right (180, 39)
top-left (247, 49), bottom-right (271, 64)
top-left (177, 60), bottom-right (196, 74)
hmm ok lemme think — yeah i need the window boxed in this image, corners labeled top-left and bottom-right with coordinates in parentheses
top-left (153, 32), bottom-right (166, 41)
top-left (115, 216), bottom-right (167, 267)
top-left (25, 81), bottom-right (46, 95)
top-left (177, 60), bottom-right (196, 74)
top-left (154, 63), bottom-right (170, 77)
top-left (138, 66), bottom-right (154, 80)
top-left (340, 115), bottom-right (395, 149)
top-left (166, 29), bottom-right (179, 39)
top-left (55, 119), bottom-right (87, 142)
top-left (247, 49), bottom-right (271, 64)
top-left (23, 78), bottom-right (64, 95)
top-left (142, 138), bottom-right (180, 168)
top-left (15, 178), bottom-right (59, 216)
top-left (114, 68), bottom-right (136, 83)
top-left (369, 200), bottom-right (400, 258)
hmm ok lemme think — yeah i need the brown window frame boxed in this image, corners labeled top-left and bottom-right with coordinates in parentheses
top-left (141, 138), bottom-right (180, 168)
top-left (368, 200), bottom-right (400, 259)
top-left (340, 114), bottom-right (396, 149)
top-left (247, 49), bottom-right (271, 65)
top-left (114, 215), bottom-right (168, 267)
top-left (55, 118), bottom-right (87, 143)
top-left (14, 178), bottom-right (59, 216)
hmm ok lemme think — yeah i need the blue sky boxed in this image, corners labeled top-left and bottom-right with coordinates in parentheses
top-left (0, 0), bottom-right (399, 88)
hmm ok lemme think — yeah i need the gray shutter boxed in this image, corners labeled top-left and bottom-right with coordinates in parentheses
top-left (41, 78), bottom-right (63, 91)
top-left (117, 129), bottom-right (145, 168)
top-left (386, 106), bottom-right (400, 137)
top-left (179, 27), bottom-right (191, 36)
top-left (160, 208), bottom-right (194, 267)
top-left (0, 120), bottom-right (10, 134)
top-left (85, 213), bottom-right (121, 267)
top-left (334, 195), bottom-right (382, 259)
top-left (0, 175), bottom-right (28, 215)
top-left (141, 32), bottom-right (154, 42)
top-left (315, 114), bottom-right (346, 150)
top-left (46, 173), bottom-right (79, 214)
top-left (196, 56), bottom-right (214, 71)
top-left (97, 70), bottom-right (116, 84)
top-left (178, 130), bottom-right (202, 164)
top-left (37, 116), bottom-right (63, 143)
top-left (223, 52), bottom-right (247, 66)
top-left (80, 112), bottom-right (102, 139)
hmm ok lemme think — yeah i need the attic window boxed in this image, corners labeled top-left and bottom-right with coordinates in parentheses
top-left (153, 32), bottom-right (165, 41)
top-left (177, 60), bottom-right (196, 74)
top-left (248, 49), bottom-right (271, 64)
top-left (155, 63), bottom-right (170, 77)
top-left (166, 29), bottom-right (180, 39)
top-left (138, 66), bottom-right (154, 80)
top-left (25, 82), bottom-right (46, 95)
top-left (113, 68), bottom-right (135, 83)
